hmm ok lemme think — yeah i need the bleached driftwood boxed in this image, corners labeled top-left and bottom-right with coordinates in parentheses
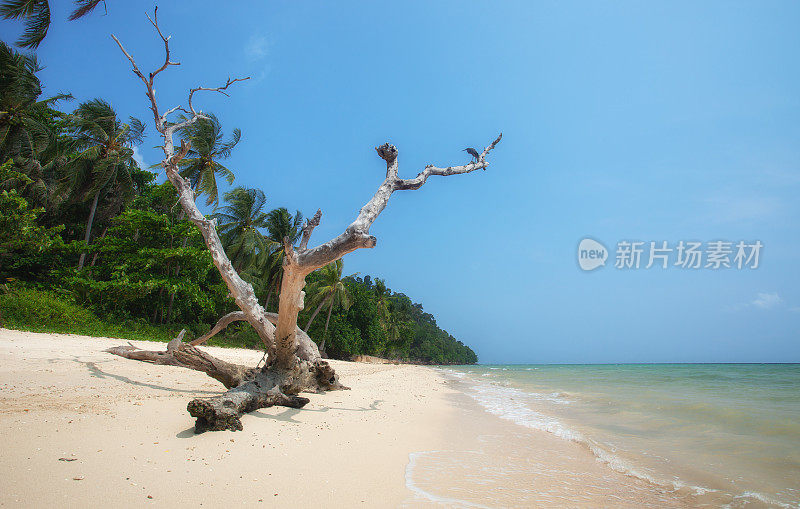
top-left (107, 8), bottom-right (501, 432)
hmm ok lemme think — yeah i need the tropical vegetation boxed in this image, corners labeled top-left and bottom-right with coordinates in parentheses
top-left (0, 41), bottom-right (478, 365)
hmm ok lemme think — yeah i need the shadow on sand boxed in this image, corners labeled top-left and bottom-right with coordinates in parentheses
top-left (73, 357), bottom-right (221, 395)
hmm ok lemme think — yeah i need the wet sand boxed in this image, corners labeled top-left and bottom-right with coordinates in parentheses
top-left (0, 329), bottom-right (684, 507)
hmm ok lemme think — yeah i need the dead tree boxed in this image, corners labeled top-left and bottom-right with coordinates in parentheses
top-left (107, 9), bottom-right (502, 432)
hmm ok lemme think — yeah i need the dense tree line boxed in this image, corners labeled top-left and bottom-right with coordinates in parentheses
top-left (0, 41), bottom-right (478, 365)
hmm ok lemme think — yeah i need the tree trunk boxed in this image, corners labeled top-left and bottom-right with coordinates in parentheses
top-left (272, 263), bottom-right (307, 369)
top-left (89, 226), bottom-right (108, 267)
top-left (320, 300), bottom-right (334, 353)
top-left (264, 287), bottom-right (273, 312)
top-left (303, 293), bottom-right (331, 332)
top-left (187, 358), bottom-right (341, 432)
top-left (77, 192), bottom-right (100, 270)
top-left (263, 274), bottom-right (279, 312)
top-left (189, 310), bottom-right (320, 361)
top-left (165, 288), bottom-right (176, 323)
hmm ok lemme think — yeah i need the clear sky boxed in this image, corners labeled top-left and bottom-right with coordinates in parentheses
top-left (5, 1), bottom-right (799, 363)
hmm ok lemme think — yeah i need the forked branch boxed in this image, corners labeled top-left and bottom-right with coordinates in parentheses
top-left (110, 11), bottom-right (283, 355)
top-left (295, 133), bottom-right (502, 272)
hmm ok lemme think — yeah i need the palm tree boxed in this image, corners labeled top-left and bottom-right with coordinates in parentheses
top-left (243, 207), bottom-right (304, 307)
top-left (0, 0), bottom-right (106, 49)
top-left (265, 207), bottom-right (303, 245)
top-left (384, 301), bottom-right (412, 357)
top-left (62, 98), bottom-right (144, 269)
top-left (214, 187), bottom-right (269, 271)
top-left (242, 246), bottom-right (283, 311)
top-left (175, 113), bottom-right (240, 206)
top-left (158, 114), bottom-right (239, 320)
top-left (373, 278), bottom-right (391, 326)
top-left (304, 259), bottom-right (356, 354)
top-left (0, 41), bottom-right (71, 162)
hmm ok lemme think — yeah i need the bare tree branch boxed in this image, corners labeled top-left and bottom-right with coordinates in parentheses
top-left (296, 133), bottom-right (502, 272)
top-left (299, 209), bottom-right (322, 250)
top-left (144, 7), bottom-right (179, 84)
top-left (112, 8), bottom-right (497, 430)
top-left (268, 133), bottom-right (502, 368)
top-left (187, 77), bottom-right (251, 116)
top-left (189, 311), bottom-right (246, 346)
top-left (189, 311), bottom-right (320, 361)
top-left (111, 11), bottom-right (276, 355)
top-left (396, 133), bottom-right (503, 190)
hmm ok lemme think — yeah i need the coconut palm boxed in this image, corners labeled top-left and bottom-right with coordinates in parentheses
top-left (175, 113), bottom-right (240, 206)
top-left (242, 206), bottom-right (303, 308)
top-left (214, 186), bottom-right (270, 271)
top-left (0, 41), bottom-right (71, 162)
top-left (373, 278), bottom-right (391, 326)
top-left (242, 246), bottom-right (283, 310)
top-left (0, 0), bottom-right (106, 49)
top-left (265, 207), bottom-right (303, 245)
top-left (304, 259), bottom-right (356, 353)
top-left (62, 98), bottom-right (144, 269)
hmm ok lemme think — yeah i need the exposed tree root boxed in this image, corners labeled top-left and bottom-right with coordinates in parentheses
top-left (187, 359), bottom-right (344, 432)
top-left (188, 379), bottom-right (309, 433)
top-left (107, 331), bottom-right (346, 432)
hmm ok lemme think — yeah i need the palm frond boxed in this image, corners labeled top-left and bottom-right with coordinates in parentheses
top-left (0, 0), bottom-right (51, 49)
top-left (125, 116), bottom-right (145, 145)
top-left (68, 0), bottom-right (104, 21)
top-left (0, 0), bottom-right (40, 18)
top-left (218, 128), bottom-right (241, 158)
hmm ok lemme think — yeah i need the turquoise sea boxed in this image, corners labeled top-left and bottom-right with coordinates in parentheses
top-left (442, 364), bottom-right (800, 507)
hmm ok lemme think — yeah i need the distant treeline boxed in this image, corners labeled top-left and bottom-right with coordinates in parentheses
top-left (0, 41), bottom-right (477, 365)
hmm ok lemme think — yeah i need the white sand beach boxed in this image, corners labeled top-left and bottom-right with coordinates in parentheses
top-left (0, 329), bottom-right (687, 508)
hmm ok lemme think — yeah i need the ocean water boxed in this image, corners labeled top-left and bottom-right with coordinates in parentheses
top-left (439, 364), bottom-right (800, 507)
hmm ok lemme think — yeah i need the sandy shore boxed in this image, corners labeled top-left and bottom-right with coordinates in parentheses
top-left (0, 329), bottom-right (686, 508)
top-left (0, 329), bottom-right (462, 507)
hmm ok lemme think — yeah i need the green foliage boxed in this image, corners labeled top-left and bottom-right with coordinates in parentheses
top-left (67, 187), bottom-right (230, 324)
top-left (265, 207), bottom-right (303, 245)
top-left (0, 0), bottom-right (51, 49)
top-left (0, 287), bottom-right (186, 342)
top-left (0, 56), bottom-right (478, 363)
top-left (0, 160), bottom-right (66, 280)
top-left (0, 41), bottom-right (71, 162)
top-left (176, 112), bottom-right (239, 206)
top-left (1, 0), bottom-right (106, 49)
top-left (60, 98), bottom-right (143, 211)
top-left (214, 186), bottom-right (271, 271)
top-left (302, 272), bottom-right (478, 364)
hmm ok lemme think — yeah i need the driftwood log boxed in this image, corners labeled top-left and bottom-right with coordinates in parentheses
top-left (107, 9), bottom-right (501, 432)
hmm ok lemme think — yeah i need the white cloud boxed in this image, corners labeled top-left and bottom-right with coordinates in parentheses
top-left (245, 35), bottom-right (268, 61)
top-left (751, 292), bottom-right (782, 309)
top-left (132, 146), bottom-right (146, 170)
top-left (703, 193), bottom-right (782, 224)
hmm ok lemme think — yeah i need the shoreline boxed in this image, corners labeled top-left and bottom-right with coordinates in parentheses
top-left (2, 329), bottom-right (691, 507)
top-left (411, 374), bottom-right (691, 508)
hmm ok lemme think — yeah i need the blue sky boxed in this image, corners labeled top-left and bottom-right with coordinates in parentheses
top-left (6, 1), bottom-right (799, 363)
